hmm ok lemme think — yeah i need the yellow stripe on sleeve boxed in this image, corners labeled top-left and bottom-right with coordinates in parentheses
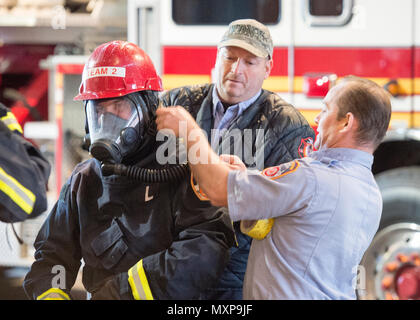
top-left (1, 112), bottom-right (23, 134)
top-left (0, 167), bottom-right (36, 214)
top-left (37, 288), bottom-right (70, 300)
top-left (128, 260), bottom-right (154, 300)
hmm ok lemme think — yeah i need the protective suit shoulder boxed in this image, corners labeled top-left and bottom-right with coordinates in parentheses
top-left (160, 84), bottom-right (212, 111)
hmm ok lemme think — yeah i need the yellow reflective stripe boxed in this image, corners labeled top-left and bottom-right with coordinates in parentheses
top-left (7, 122), bottom-right (23, 134)
top-left (128, 260), bottom-right (154, 300)
top-left (37, 288), bottom-right (70, 300)
top-left (1, 112), bottom-right (23, 134)
top-left (128, 266), bottom-right (141, 300)
top-left (0, 167), bottom-right (36, 214)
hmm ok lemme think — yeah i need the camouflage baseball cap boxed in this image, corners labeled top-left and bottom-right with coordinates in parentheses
top-left (218, 19), bottom-right (273, 59)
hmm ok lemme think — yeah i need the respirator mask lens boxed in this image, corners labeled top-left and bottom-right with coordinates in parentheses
top-left (86, 97), bottom-right (143, 163)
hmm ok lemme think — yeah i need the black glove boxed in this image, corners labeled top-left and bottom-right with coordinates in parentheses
top-left (90, 273), bottom-right (133, 300)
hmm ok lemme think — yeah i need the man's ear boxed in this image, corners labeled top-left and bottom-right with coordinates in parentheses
top-left (264, 59), bottom-right (273, 79)
top-left (339, 112), bottom-right (356, 133)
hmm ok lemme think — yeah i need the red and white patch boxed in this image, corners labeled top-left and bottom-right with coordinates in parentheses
top-left (262, 160), bottom-right (300, 180)
top-left (298, 137), bottom-right (314, 158)
top-left (263, 166), bottom-right (281, 177)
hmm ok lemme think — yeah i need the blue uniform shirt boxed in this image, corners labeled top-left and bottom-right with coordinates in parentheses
top-left (227, 148), bottom-right (382, 299)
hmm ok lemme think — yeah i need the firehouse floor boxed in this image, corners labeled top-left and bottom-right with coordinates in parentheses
top-left (0, 266), bottom-right (87, 300)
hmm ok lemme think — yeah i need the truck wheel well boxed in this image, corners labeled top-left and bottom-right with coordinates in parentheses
top-left (373, 140), bottom-right (420, 175)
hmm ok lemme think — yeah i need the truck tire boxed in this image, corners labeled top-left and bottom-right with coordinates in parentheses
top-left (375, 166), bottom-right (420, 229)
top-left (358, 166), bottom-right (420, 300)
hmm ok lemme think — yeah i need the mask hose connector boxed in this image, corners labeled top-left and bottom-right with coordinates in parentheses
top-left (101, 162), bottom-right (190, 183)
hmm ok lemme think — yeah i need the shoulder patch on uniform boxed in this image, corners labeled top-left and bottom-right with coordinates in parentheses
top-left (261, 160), bottom-right (300, 180)
top-left (190, 173), bottom-right (210, 201)
top-left (298, 137), bottom-right (314, 158)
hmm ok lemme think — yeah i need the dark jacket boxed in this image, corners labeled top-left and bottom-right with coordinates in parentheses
top-left (161, 83), bottom-right (315, 299)
top-left (0, 104), bottom-right (50, 223)
top-left (23, 158), bottom-right (235, 300)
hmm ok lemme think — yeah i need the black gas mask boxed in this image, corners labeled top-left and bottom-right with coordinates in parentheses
top-left (84, 91), bottom-right (188, 183)
top-left (86, 92), bottom-right (151, 164)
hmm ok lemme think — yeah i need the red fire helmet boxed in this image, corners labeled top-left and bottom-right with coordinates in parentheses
top-left (74, 40), bottom-right (163, 101)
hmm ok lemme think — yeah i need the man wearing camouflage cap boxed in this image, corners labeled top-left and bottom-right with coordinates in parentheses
top-left (160, 19), bottom-right (315, 300)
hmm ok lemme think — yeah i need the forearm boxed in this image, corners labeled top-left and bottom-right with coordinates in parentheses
top-left (0, 131), bottom-right (50, 222)
top-left (183, 125), bottom-right (231, 206)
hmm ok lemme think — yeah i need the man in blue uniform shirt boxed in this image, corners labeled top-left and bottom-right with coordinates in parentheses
top-left (156, 76), bottom-right (392, 299)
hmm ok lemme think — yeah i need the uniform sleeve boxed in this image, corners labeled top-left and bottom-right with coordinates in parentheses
top-left (0, 108), bottom-right (51, 223)
top-left (127, 179), bottom-right (236, 300)
top-left (23, 181), bottom-right (82, 300)
top-left (227, 160), bottom-right (317, 222)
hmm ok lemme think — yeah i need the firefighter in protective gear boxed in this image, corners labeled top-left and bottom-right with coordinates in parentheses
top-left (23, 41), bottom-right (235, 300)
top-left (0, 102), bottom-right (50, 223)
